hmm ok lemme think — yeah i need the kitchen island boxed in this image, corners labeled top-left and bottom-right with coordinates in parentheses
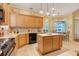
top-left (37, 33), bottom-right (63, 54)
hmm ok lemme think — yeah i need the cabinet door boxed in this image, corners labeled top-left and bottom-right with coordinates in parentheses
top-left (37, 36), bottom-right (44, 53)
top-left (34, 17), bottom-right (43, 28)
top-left (43, 36), bottom-right (53, 53)
top-left (19, 34), bottom-right (27, 47)
top-left (0, 4), bottom-right (3, 8)
top-left (15, 36), bottom-right (19, 48)
top-left (24, 16), bottom-right (32, 28)
top-left (29, 16), bottom-right (35, 28)
top-left (24, 16), bottom-right (29, 27)
top-left (52, 36), bottom-right (60, 50)
top-left (38, 17), bottom-right (43, 28)
top-left (16, 14), bottom-right (25, 27)
top-left (3, 3), bottom-right (9, 24)
top-left (10, 13), bottom-right (17, 27)
top-left (59, 35), bottom-right (63, 47)
top-left (25, 16), bottom-right (43, 28)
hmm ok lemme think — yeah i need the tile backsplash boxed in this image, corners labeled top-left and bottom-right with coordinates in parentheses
top-left (0, 25), bottom-right (9, 35)
top-left (12, 28), bottom-right (43, 33)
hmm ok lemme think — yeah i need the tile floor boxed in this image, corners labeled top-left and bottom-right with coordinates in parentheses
top-left (15, 40), bottom-right (79, 56)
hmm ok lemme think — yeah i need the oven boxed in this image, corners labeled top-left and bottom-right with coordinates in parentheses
top-left (29, 33), bottom-right (37, 44)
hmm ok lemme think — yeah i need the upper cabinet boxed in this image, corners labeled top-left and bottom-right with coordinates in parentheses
top-left (16, 14), bottom-right (25, 27)
top-left (34, 16), bottom-right (43, 28)
top-left (1, 3), bottom-right (12, 25)
top-left (0, 4), bottom-right (3, 8)
top-left (10, 13), bottom-right (17, 27)
top-left (15, 14), bottom-right (43, 28)
top-left (0, 4), bottom-right (4, 23)
top-left (1, 3), bottom-right (43, 28)
top-left (24, 15), bottom-right (43, 28)
top-left (9, 7), bottom-right (43, 28)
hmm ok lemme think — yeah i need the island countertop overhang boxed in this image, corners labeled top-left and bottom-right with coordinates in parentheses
top-left (37, 33), bottom-right (63, 37)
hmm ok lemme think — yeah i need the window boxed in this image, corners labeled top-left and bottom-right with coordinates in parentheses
top-left (43, 19), bottom-right (49, 33)
top-left (54, 21), bottom-right (67, 32)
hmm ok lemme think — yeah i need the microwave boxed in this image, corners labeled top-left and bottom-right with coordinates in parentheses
top-left (0, 9), bottom-right (4, 20)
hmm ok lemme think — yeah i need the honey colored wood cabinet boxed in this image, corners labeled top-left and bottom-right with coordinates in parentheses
top-left (15, 34), bottom-right (28, 48)
top-left (24, 16), bottom-right (31, 27)
top-left (2, 3), bottom-right (10, 24)
top-left (43, 36), bottom-right (53, 53)
top-left (19, 34), bottom-right (28, 47)
top-left (15, 36), bottom-right (19, 52)
top-left (35, 17), bottom-right (43, 28)
top-left (38, 36), bottom-right (53, 54)
top-left (16, 14), bottom-right (25, 27)
top-left (52, 36), bottom-right (60, 50)
top-left (37, 35), bottom-right (63, 54)
top-left (25, 16), bottom-right (35, 28)
top-left (15, 14), bottom-right (43, 28)
top-left (24, 15), bottom-right (43, 28)
top-left (37, 36), bottom-right (43, 53)
top-left (10, 13), bottom-right (17, 27)
top-left (0, 4), bottom-right (3, 8)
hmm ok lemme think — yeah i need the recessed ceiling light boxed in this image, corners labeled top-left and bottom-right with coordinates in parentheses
top-left (46, 12), bottom-right (50, 16)
top-left (52, 8), bottom-right (55, 10)
top-left (39, 10), bottom-right (43, 14)
top-left (51, 14), bottom-right (57, 16)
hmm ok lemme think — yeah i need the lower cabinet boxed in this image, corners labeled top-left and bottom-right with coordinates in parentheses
top-left (15, 34), bottom-right (28, 48)
top-left (19, 34), bottom-right (27, 47)
top-left (52, 36), bottom-right (60, 50)
top-left (43, 36), bottom-right (53, 53)
top-left (37, 35), bottom-right (63, 54)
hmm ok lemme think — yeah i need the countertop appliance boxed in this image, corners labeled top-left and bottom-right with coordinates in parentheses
top-left (0, 9), bottom-right (4, 20)
top-left (0, 38), bottom-right (15, 56)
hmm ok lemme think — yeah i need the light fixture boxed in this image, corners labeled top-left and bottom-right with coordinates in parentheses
top-left (39, 3), bottom-right (43, 14)
top-left (51, 14), bottom-right (57, 16)
top-left (51, 3), bottom-right (55, 11)
top-left (51, 3), bottom-right (57, 16)
top-left (46, 12), bottom-right (50, 16)
top-left (46, 3), bottom-right (50, 16)
top-left (39, 10), bottom-right (43, 14)
top-left (52, 7), bottom-right (55, 11)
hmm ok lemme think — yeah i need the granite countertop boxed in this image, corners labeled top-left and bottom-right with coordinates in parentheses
top-left (0, 33), bottom-right (17, 39)
top-left (0, 32), bottom-right (63, 39)
top-left (0, 32), bottom-right (26, 39)
top-left (0, 32), bottom-right (43, 39)
top-left (38, 33), bottom-right (63, 36)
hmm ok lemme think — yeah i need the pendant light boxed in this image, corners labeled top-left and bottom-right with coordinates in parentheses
top-left (39, 3), bottom-right (43, 14)
top-left (57, 12), bottom-right (60, 21)
top-left (52, 3), bottom-right (55, 11)
top-left (51, 3), bottom-right (57, 16)
top-left (29, 7), bottom-right (33, 14)
top-left (46, 3), bottom-right (50, 16)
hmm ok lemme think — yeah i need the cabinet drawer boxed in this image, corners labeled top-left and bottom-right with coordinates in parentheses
top-left (43, 36), bottom-right (52, 40)
top-left (52, 36), bottom-right (59, 39)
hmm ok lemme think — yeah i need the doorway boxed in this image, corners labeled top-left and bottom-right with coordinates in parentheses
top-left (74, 19), bottom-right (79, 42)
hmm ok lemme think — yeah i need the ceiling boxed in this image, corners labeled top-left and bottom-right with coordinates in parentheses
top-left (10, 3), bottom-right (79, 16)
